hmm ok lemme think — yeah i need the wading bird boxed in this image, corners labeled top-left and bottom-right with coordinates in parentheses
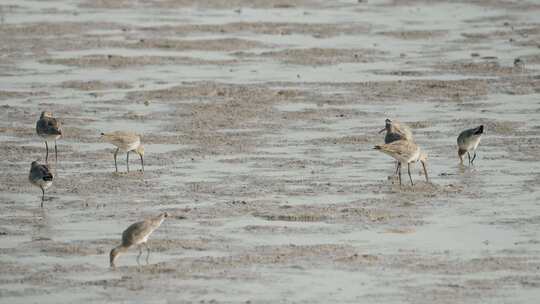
top-left (36, 111), bottom-right (62, 163)
top-left (29, 160), bottom-right (53, 207)
top-left (374, 140), bottom-right (429, 187)
top-left (110, 212), bottom-right (169, 267)
top-left (457, 125), bottom-right (484, 166)
top-left (379, 118), bottom-right (414, 175)
top-left (100, 131), bottom-right (144, 173)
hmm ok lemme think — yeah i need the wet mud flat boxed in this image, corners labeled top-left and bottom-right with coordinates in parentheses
top-left (1, 0), bottom-right (540, 303)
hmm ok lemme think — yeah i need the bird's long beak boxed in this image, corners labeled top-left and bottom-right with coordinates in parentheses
top-left (421, 160), bottom-right (429, 183)
top-left (378, 128), bottom-right (386, 134)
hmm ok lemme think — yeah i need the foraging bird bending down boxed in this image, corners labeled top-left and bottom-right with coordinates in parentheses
top-left (379, 118), bottom-right (414, 144)
top-left (457, 125), bottom-right (484, 166)
top-left (28, 161), bottom-right (53, 207)
top-left (36, 111), bottom-right (62, 163)
top-left (110, 212), bottom-right (169, 267)
top-left (100, 131), bottom-right (144, 173)
top-left (379, 118), bottom-right (414, 175)
top-left (374, 140), bottom-right (429, 187)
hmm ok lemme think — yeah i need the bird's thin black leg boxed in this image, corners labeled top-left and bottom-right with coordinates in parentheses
top-left (136, 245), bottom-right (142, 265)
top-left (40, 186), bottom-right (45, 208)
top-left (398, 162), bottom-right (402, 186)
top-left (139, 154), bottom-right (144, 172)
top-left (145, 243), bottom-right (150, 265)
top-left (45, 141), bottom-right (49, 163)
top-left (126, 151), bottom-right (130, 172)
top-left (467, 152), bottom-right (471, 165)
top-left (394, 161), bottom-right (399, 176)
top-left (471, 152), bottom-right (477, 165)
top-left (114, 148), bottom-right (119, 172)
top-left (54, 140), bottom-right (58, 163)
top-left (407, 162), bottom-right (414, 186)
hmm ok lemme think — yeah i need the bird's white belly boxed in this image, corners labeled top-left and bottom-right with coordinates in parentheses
top-left (472, 137), bottom-right (481, 151)
top-left (35, 180), bottom-right (52, 189)
top-left (463, 135), bottom-right (481, 152)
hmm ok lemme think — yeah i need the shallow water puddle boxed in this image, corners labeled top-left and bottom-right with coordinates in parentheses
top-left (50, 48), bottom-right (237, 61)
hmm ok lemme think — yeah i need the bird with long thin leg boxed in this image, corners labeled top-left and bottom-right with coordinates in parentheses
top-left (374, 140), bottom-right (429, 187)
top-left (110, 212), bottom-right (169, 268)
top-left (36, 111), bottom-right (62, 163)
top-left (379, 118), bottom-right (414, 175)
top-left (100, 131), bottom-right (144, 173)
top-left (28, 161), bottom-right (53, 207)
top-left (457, 125), bottom-right (484, 166)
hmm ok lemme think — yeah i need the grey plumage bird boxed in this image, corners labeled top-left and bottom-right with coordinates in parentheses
top-left (457, 125), bottom-right (484, 165)
top-left (379, 118), bottom-right (414, 144)
top-left (110, 212), bottom-right (169, 268)
top-left (28, 161), bottom-right (53, 207)
top-left (36, 111), bottom-right (62, 163)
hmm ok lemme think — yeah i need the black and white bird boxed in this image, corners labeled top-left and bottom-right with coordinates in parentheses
top-left (457, 125), bottom-right (484, 165)
top-left (28, 161), bottom-right (53, 207)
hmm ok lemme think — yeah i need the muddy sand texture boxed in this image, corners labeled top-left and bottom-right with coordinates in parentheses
top-left (1, 0), bottom-right (540, 303)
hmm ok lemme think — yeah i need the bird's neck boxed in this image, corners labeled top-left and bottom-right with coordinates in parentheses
top-left (152, 215), bottom-right (165, 225)
top-left (114, 244), bottom-right (129, 253)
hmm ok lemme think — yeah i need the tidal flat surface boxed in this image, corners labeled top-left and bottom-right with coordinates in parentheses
top-left (1, 0), bottom-right (540, 303)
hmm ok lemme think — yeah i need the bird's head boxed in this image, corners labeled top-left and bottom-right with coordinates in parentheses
top-left (379, 118), bottom-right (392, 133)
top-left (475, 125), bottom-right (484, 135)
top-left (40, 111), bottom-right (53, 119)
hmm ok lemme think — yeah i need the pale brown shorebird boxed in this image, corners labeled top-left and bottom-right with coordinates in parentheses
top-left (36, 111), bottom-right (62, 163)
top-left (374, 139), bottom-right (429, 187)
top-left (457, 125), bottom-right (484, 166)
top-left (379, 118), bottom-right (414, 175)
top-left (28, 160), bottom-right (53, 207)
top-left (110, 212), bottom-right (169, 268)
top-left (100, 131), bottom-right (144, 173)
